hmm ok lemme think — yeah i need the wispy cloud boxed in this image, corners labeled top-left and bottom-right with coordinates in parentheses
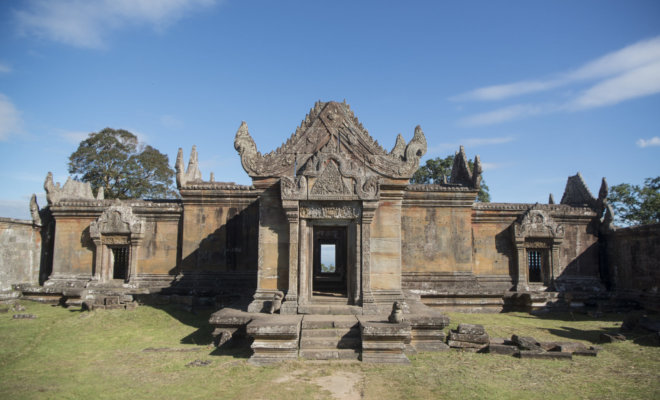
top-left (0, 62), bottom-right (11, 73)
top-left (637, 136), bottom-right (660, 148)
top-left (454, 36), bottom-right (660, 125)
top-left (15, 0), bottom-right (219, 49)
top-left (0, 93), bottom-right (24, 140)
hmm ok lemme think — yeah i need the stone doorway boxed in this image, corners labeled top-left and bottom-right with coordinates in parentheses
top-left (312, 227), bottom-right (347, 300)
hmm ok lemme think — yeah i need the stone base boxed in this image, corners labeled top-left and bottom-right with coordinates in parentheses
top-left (359, 318), bottom-right (411, 364)
top-left (247, 315), bottom-right (302, 365)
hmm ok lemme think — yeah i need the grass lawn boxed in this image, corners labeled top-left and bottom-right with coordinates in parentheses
top-left (1, 301), bottom-right (658, 400)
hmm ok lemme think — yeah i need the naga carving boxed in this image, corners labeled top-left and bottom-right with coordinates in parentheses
top-left (233, 101), bottom-right (427, 180)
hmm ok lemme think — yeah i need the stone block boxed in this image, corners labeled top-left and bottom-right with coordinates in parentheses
top-left (449, 331), bottom-right (489, 344)
top-left (517, 351), bottom-right (572, 360)
top-left (360, 320), bottom-right (411, 364)
top-left (458, 323), bottom-right (486, 335)
top-left (512, 335), bottom-right (542, 351)
top-left (447, 340), bottom-right (487, 350)
top-left (488, 344), bottom-right (519, 356)
top-left (573, 349), bottom-right (598, 357)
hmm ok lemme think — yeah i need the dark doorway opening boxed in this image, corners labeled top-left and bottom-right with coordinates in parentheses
top-left (111, 246), bottom-right (129, 280)
top-left (313, 227), bottom-right (347, 299)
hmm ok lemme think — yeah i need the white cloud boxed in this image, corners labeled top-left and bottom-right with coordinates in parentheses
top-left (0, 94), bottom-right (23, 140)
top-left (0, 62), bottom-right (11, 73)
top-left (454, 36), bottom-right (660, 102)
top-left (637, 136), bottom-right (660, 148)
top-left (570, 61), bottom-right (660, 110)
top-left (15, 0), bottom-right (219, 49)
top-left (454, 36), bottom-right (660, 126)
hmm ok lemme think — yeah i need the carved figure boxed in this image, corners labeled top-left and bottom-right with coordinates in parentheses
top-left (388, 301), bottom-right (404, 323)
top-left (269, 292), bottom-right (284, 314)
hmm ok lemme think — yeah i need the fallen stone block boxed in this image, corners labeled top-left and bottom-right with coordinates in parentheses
top-left (600, 333), bottom-right (626, 343)
top-left (488, 343), bottom-right (519, 356)
top-left (457, 323), bottom-right (486, 335)
top-left (573, 349), bottom-right (598, 357)
top-left (448, 340), bottom-right (488, 350)
top-left (449, 331), bottom-right (489, 344)
top-left (517, 351), bottom-right (572, 360)
top-left (512, 335), bottom-right (542, 351)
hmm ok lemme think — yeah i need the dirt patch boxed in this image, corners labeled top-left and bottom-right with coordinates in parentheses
top-left (311, 371), bottom-right (363, 400)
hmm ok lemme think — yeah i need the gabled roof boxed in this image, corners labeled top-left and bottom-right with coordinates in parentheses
top-left (234, 101), bottom-right (427, 179)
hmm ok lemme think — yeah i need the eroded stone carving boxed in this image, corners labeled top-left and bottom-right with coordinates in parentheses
top-left (44, 172), bottom-right (95, 205)
top-left (310, 161), bottom-right (351, 196)
top-left (29, 194), bottom-right (41, 225)
top-left (449, 146), bottom-right (482, 189)
top-left (560, 172), bottom-right (598, 209)
top-left (514, 206), bottom-right (565, 239)
top-left (234, 101), bottom-right (426, 180)
top-left (90, 203), bottom-right (145, 240)
top-left (175, 146), bottom-right (204, 188)
top-left (299, 202), bottom-right (361, 219)
top-left (388, 301), bottom-right (404, 323)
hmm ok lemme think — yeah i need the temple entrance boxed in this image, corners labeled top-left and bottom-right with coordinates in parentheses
top-left (312, 227), bottom-right (347, 299)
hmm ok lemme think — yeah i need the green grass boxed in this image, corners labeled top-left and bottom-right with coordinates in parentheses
top-left (1, 302), bottom-right (659, 399)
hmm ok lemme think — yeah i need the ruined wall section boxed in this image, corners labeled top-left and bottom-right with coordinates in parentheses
top-left (47, 200), bottom-right (182, 288)
top-left (401, 186), bottom-right (478, 294)
top-left (606, 223), bottom-right (660, 310)
top-left (370, 188), bottom-right (404, 292)
top-left (178, 183), bottom-right (260, 292)
top-left (0, 218), bottom-right (41, 291)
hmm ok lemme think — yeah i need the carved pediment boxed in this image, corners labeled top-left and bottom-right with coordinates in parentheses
top-left (234, 101), bottom-right (427, 180)
top-left (514, 206), bottom-right (564, 240)
top-left (90, 203), bottom-right (145, 240)
top-left (310, 161), bottom-right (351, 196)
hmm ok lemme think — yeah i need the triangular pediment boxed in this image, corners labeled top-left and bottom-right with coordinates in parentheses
top-left (234, 101), bottom-right (427, 179)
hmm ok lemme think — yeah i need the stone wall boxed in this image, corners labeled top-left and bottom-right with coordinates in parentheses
top-left (606, 223), bottom-right (660, 309)
top-left (0, 218), bottom-right (41, 291)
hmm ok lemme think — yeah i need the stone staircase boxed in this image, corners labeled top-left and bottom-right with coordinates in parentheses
top-left (299, 315), bottom-right (361, 360)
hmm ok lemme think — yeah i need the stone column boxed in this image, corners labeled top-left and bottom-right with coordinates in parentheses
top-left (361, 201), bottom-right (378, 312)
top-left (92, 238), bottom-right (103, 281)
top-left (514, 239), bottom-right (527, 292)
top-left (281, 200), bottom-right (299, 314)
top-left (550, 239), bottom-right (562, 289)
top-left (298, 218), bottom-right (309, 305)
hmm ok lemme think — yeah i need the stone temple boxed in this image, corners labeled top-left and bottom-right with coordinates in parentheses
top-left (1, 101), bottom-right (658, 364)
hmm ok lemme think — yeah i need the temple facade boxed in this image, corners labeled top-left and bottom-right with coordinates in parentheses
top-left (32, 101), bottom-right (616, 314)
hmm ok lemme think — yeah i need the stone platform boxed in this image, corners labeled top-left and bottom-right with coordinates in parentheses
top-left (209, 303), bottom-right (450, 364)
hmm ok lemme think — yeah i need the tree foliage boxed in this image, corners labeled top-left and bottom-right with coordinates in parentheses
top-left (68, 128), bottom-right (176, 199)
top-left (608, 176), bottom-right (660, 226)
top-left (411, 155), bottom-right (491, 202)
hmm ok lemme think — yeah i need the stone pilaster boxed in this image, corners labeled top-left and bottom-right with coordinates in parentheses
top-left (280, 200), bottom-right (299, 314)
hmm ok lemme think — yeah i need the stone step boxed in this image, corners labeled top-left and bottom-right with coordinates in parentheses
top-left (300, 337), bottom-right (361, 350)
top-left (301, 328), bottom-right (359, 338)
top-left (298, 304), bottom-right (362, 315)
top-left (299, 349), bottom-right (361, 360)
top-left (301, 315), bottom-right (360, 329)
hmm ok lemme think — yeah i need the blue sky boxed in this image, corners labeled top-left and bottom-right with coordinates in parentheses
top-left (1, 0), bottom-right (659, 219)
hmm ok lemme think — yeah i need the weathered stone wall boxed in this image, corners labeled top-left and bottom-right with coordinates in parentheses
top-left (0, 218), bottom-right (41, 291)
top-left (178, 185), bottom-right (260, 292)
top-left (606, 223), bottom-right (660, 308)
top-left (370, 191), bottom-right (403, 291)
top-left (47, 201), bottom-right (182, 287)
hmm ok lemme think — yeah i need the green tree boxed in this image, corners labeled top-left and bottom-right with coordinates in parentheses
top-left (608, 176), bottom-right (660, 226)
top-left (411, 155), bottom-right (491, 202)
top-left (68, 128), bottom-right (176, 199)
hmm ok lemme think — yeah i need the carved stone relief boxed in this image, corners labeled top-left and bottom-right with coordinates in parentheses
top-left (299, 202), bottom-right (361, 219)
